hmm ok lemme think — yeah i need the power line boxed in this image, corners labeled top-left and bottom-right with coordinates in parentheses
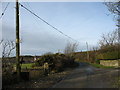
top-left (22, 2), bottom-right (42, 30)
top-left (19, 3), bottom-right (78, 42)
top-left (0, 2), bottom-right (10, 19)
top-left (24, 2), bottom-right (34, 12)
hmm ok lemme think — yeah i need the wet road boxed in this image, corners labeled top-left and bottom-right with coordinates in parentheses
top-left (52, 62), bottom-right (119, 88)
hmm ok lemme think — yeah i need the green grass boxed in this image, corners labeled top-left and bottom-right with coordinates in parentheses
top-left (13, 63), bottom-right (35, 69)
top-left (90, 63), bottom-right (114, 68)
top-left (13, 63), bottom-right (43, 70)
top-left (21, 63), bottom-right (35, 69)
top-left (96, 51), bottom-right (120, 60)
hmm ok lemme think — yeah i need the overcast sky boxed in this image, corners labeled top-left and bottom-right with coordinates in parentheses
top-left (1, 2), bottom-right (116, 56)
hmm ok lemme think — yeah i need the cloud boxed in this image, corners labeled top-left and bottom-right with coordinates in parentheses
top-left (2, 23), bottom-right (97, 56)
top-left (20, 31), bottom-right (68, 55)
top-left (2, 24), bottom-right (15, 40)
top-left (2, 24), bottom-right (69, 55)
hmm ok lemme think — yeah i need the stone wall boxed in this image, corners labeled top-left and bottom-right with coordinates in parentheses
top-left (100, 59), bottom-right (120, 67)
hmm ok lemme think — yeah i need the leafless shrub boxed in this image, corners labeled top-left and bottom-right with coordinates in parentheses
top-left (99, 30), bottom-right (118, 48)
top-left (1, 40), bottom-right (16, 85)
top-left (2, 40), bottom-right (15, 58)
top-left (0, 39), bottom-right (3, 45)
top-left (105, 2), bottom-right (120, 42)
top-left (64, 42), bottom-right (78, 55)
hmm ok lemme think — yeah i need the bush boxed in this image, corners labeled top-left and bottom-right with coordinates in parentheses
top-left (95, 59), bottom-right (100, 64)
top-left (2, 62), bottom-right (17, 86)
top-left (97, 51), bottom-right (119, 60)
top-left (34, 53), bottom-right (77, 73)
top-left (97, 44), bottom-right (120, 59)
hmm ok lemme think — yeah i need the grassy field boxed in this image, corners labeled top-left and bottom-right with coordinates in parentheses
top-left (13, 63), bottom-right (43, 69)
top-left (21, 63), bottom-right (44, 69)
top-left (21, 63), bottom-right (35, 69)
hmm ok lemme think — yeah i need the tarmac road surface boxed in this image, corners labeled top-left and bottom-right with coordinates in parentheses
top-left (52, 62), bottom-right (119, 88)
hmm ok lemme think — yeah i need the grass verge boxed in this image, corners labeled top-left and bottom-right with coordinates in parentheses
top-left (90, 63), bottom-right (114, 68)
top-left (76, 60), bottom-right (114, 68)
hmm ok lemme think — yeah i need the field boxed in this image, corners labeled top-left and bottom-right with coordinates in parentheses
top-left (21, 63), bottom-right (35, 69)
top-left (13, 63), bottom-right (43, 70)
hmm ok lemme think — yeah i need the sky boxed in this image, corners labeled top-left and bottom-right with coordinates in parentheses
top-left (1, 2), bottom-right (117, 56)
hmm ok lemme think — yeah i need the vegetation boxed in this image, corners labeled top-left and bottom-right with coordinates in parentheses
top-left (64, 42), bottom-right (78, 54)
top-left (21, 63), bottom-right (35, 69)
top-left (35, 53), bottom-right (78, 72)
top-left (90, 63), bottom-right (114, 68)
top-left (96, 29), bottom-right (119, 60)
top-left (34, 42), bottom-right (79, 73)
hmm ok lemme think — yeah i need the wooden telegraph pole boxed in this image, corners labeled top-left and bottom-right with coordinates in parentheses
top-left (86, 42), bottom-right (89, 61)
top-left (16, 0), bottom-right (21, 82)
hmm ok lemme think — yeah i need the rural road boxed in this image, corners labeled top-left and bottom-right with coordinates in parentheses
top-left (52, 63), bottom-right (119, 88)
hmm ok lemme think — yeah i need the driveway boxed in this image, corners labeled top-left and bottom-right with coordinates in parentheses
top-left (52, 62), bottom-right (119, 88)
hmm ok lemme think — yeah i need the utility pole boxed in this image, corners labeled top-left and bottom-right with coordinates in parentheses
top-left (86, 42), bottom-right (89, 61)
top-left (16, 0), bottom-right (21, 82)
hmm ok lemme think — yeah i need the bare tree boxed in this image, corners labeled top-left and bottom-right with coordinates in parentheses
top-left (2, 40), bottom-right (15, 58)
top-left (1, 40), bottom-right (16, 78)
top-left (64, 42), bottom-right (78, 54)
top-left (92, 46), bottom-right (98, 51)
top-left (105, 2), bottom-right (120, 42)
top-left (99, 30), bottom-right (118, 48)
top-left (0, 40), bottom-right (3, 45)
top-left (105, 2), bottom-right (120, 16)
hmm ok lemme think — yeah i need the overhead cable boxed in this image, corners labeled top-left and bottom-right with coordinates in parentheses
top-left (19, 3), bottom-right (78, 42)
top-left (0, 2), bottom-right (10, 19)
